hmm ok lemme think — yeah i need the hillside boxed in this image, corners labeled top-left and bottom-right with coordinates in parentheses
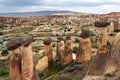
top-left (0, 11), bottom-right (75, 17)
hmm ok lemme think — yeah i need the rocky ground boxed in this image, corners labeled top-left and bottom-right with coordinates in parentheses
top-left (0, 13), bottom-right (120, 80)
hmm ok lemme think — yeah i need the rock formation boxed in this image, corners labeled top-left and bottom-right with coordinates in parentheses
top-left (76, 29), bottom-right (91, 66)
top-left (95, 20), bottom-right (110, 49)
top-left (60, 36), bottom-right (72, 66)
top-left (6, 37), bottom-right (22, 80)
top-left (43, 38), bottom-right (53, 61)
top-left (56, 36), bottom-right (64, 64)
top-left (35, 56), bottom-right (48, 73)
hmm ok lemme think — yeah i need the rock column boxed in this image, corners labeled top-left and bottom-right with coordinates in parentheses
top-left (43, 38), bottom-right (52, 61)
top-left (6, 37), bottom-right (22, 80)
top-left (76, 29), bottom-right (91, 66)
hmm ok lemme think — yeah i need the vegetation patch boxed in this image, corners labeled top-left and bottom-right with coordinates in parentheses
top-left (39, 61), bottom-right (64, 80)
top-left (32, 46), bottom-right (43, 53)
top-left (1, 49), bottom-right (9, 56)
top-left (0, 70), bottom-right (9, 77)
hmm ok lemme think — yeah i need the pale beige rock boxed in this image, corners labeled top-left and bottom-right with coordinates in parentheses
top-left (76, 38), bottom-right (91, 64)
top-left (104, 32), bottom-right (120, 74)
top-left (108, 22), bottom-right (114, 32)
top-left (97, 27), bottom-right (108, 49)
top-left (44, 45), bottom-right (53, 61)
top-left (21, 44), bottom-right (34, 80)
top-left (83, 76), bottom-right (102, 80)
top-left (35, 56), bottom-right (48, 73)
top-left (61, 40), bottom-right (72, 66)
top-left (9, 48), bottom-right (22, 80)
top-left (56, 40), bottom-right (64, 63)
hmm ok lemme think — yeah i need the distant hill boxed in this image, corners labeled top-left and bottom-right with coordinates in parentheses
top-left (0, 11), bottom-right (75, 17)
top-left (107, 12), bottom-right (120, 17)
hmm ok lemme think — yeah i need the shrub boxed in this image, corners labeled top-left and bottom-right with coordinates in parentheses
top-left (74, 38), bottom-right (80, 43)
top-left (117, 76), bottom-right (120, 80)
top-left (52, 42), bottom-right (56, 48)
top-left (64, 29), bottom-right (66, 32)
top-left (56, 33), bottom-right (60, 36)
top-left (32, 46), bottom-right (43, 53)
top-left (67, 28), bottom-right (71, 31)
top-left (62, 33), bottom-right (66, 36)
top-left (0, 70), bottom-right (8, 77)
top-left (0, 32), bottom-right (3, 35)
top-left (72, 46), bottom-right (78, 54)
top-left (109, 33), bottom-right (114, 36)
top-left (1, 49), bottom-right (9, 56)
top-left (107, 41), bottom-right (112, 49)
top-left (114, 29), bottom-right (120, 32)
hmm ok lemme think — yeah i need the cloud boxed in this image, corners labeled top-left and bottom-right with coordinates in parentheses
top-left (0, 0), bottom-right (120, 13)
top-left (1, 0), bottom-right (39, 6)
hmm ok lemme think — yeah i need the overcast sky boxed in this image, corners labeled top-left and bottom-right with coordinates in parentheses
top-left (0, 0), bottom-right (120, 13)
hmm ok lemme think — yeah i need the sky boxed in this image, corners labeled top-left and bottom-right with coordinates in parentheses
top-left (0, 0), bottom-right (120, 14)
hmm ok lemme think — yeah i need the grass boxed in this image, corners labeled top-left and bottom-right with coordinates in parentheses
top-left (39, 61), bottom-right (64, 80)
top-left (117, 76), bottom-right (120, 80)
top-left (1, 49), bottom-right (9, 56)
top-left (72, 46), bottom-right (78, 54)
top-left (0, 59), bottom-right (9, 78)
top-left (0, 70), bottom-right (9, 78)
top-left (55, 76), bottom-right (72, 80)
top-left (3, 27), bottom-right (34, 35)
top-left (32, 46), bottom-right (43, 53)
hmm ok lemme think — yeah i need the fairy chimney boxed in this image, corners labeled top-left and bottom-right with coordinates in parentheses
top-left (94, 20), bottom-right (110, 49)
top-left (104, 32), bottom-right (120, 74)
top-left (61, 36), bottom-right (72, 66)
top-left (21, 36), bottom-right (39, 80)
top-left (76, 29), bottom-right (91, 66)
top-left (43, 38), bottom-right (53, 61)
top-left (6, 37), bottom-right (22, 80)
top-left (56, 36), bottom-right (64, 63)
top-left (84, 33), bottom-right (120, 80)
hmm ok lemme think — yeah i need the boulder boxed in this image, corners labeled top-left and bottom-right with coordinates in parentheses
top-left (35, 56), bottom-right (48, 73)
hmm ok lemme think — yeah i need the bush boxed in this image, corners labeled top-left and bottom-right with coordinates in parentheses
top-left (67, 28), bottom-right (71, 31)
top-left (92, 43), bottom-right (98, 49)
top-left (62, 33), bottom-right (66, 36)
top-left (72, 46), bottom-right (78, 54)
top-left (117, 76), bottom-right (120, 80)
top-left (109, 33), bottom-right (114, 36)
top-left (32, 46), bottom-right (43, 53)
top-left (0, 70), bottom-right (8, 77)
top-left (107, 41), bottom-right (112, 49)
top-left (0, 32), bottom-right (3, 35)
top-left (1, 49), bottom-right (9, 56)
top-left (52, 42), bottom-right (56, 48)
top-left (74, 38), bottom-right (80, 43)
top-left (64, 29), bottom-right (66, 32)
top-left (114, 29), bottom-right (120, 32)
top-left (56, 33), bottom-right (60, 36)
